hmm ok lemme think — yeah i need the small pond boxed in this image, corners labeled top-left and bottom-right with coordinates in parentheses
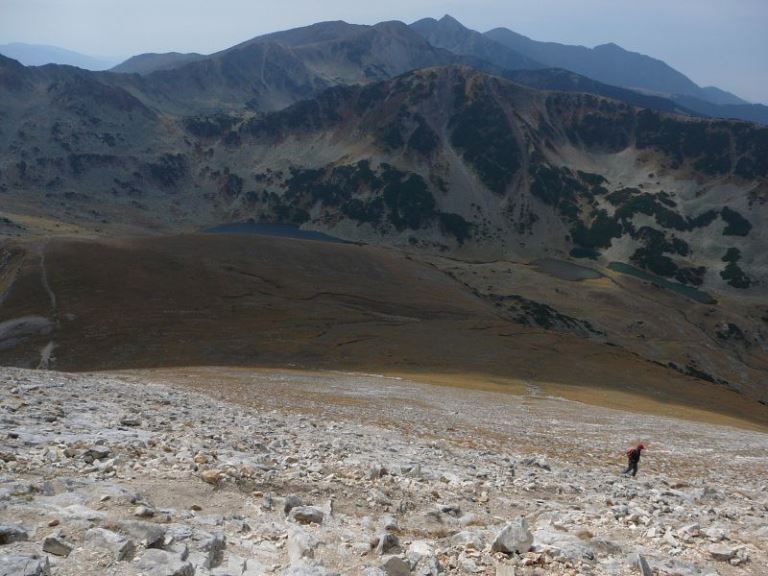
top-left (533, 258), bottom-right (604, 281)
top-left (608, 262), bottom-right (716, 305)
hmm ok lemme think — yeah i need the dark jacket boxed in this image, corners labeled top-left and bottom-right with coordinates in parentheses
top-left (627, 448), bottom-right (641, 464)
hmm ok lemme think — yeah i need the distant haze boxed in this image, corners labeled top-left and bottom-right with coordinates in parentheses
top-left (1, 0), bottom-right (766, 103)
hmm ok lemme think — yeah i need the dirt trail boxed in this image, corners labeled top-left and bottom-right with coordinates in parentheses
top-left (36, 242), bottom-right (58, 368)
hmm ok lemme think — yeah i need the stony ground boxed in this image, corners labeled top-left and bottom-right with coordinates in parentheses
top-left (1, 367), bottom-right (767, 576)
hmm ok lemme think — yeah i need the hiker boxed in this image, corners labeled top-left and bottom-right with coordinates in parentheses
top-left (623, 443), bottom-right (645, 477)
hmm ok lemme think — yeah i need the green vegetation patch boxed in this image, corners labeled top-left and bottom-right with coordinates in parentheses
top-left (720, 207), bottom-right (752, 236)
top-left (438, 213), bottom-right (473, 245)
top-left (183, 114), bottom-right (238, 138)
top-left (450, 86), bottom-right (521, 194)
top-left (636, 110), bottom-right (732, 174)
top-left (571, 210), bottom-right (623, 249)
top-left (279, 161), bottom-right (463, 237)
top-left (719, 247), bottom-right (752, 288)
top-left (382, 173), bottom-right (436, 231)
top-left (68, 153), bottom-right (119, 177)
top-left (493, 294), bottom-right (604, 336)
top-left (407, 115), bottom-right (439, 156)
top-left (243, 88), bottom-right (347, 137)
top-left (147, 154), bottom-right (186, 188)
top-left (529, 164), bottom-right (588, 220)
top-left (628, 227), bottom-right (704, 285)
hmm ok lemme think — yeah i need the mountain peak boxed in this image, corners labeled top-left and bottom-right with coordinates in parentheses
top-left (594, 42), bottom-right (625, 52)
top-left (439, 14), bottom-right (464, 26)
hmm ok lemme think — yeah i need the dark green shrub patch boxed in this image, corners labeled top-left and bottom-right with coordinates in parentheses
top-left (450, 86), bottom-right (520, 194)
top-left (439, 213), bottom-right (473, 244)
top-left (383, 174), bottom-right (436, 231)
top-left (720, 207), bottom-right (752, 236)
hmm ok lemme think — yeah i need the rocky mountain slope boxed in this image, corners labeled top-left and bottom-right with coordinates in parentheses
top-left (2, 62), bottom-right (765, 292)
top-left (1, 367), bottom-right (766, 576)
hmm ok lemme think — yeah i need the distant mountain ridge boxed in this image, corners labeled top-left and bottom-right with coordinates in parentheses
top-left (483, 25), bottom-right (768, 124)
top-left (0, 42), bottom-right (121, 70)
top-left (95, 16), bottom-right (767, 125)
top-left (410, 15), bottom-right (542, 72)
top-left (110, 52), bottom-right (206, 75)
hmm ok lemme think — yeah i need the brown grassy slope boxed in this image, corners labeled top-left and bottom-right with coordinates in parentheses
top-left (0, 233), bottom-right (766, 427)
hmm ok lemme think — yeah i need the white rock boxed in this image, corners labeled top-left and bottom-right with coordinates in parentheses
top-left (491, 518), bottom-right (533, 554)
top-left (287, 526), bottom-right (318, 564)
top-left (708, 544), bottom-right (738, 561)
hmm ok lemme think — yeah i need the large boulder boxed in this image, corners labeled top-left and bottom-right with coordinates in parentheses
top-left (119, 520), bottom-right (166, 548)
top-left (491, 517), bottom-right (533, 554)
top-left (708, 544), bottom-right (738, 561)
top-left (0, 524), bottom-right (28, 545)
top-left (381, 555), bottom-right (410, 576)
top-left (288, 506), bottom-right (325, 525)
top-left (84, 527), bottom-right (135, 561)
top-left (284, 495), bottom-right (304, 516)
top-left (136, 549), bottom-right (195, 576)
top-left (42, 533), bottom-right (73, 557)
top-left (0, 554), bottom-right (51, 575)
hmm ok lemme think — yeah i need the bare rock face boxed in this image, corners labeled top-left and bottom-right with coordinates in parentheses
top-left (491, 517), bottom-right (533, 554)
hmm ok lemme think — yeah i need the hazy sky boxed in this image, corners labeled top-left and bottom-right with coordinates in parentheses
top-left (1, 0), bottom-right (766, 103)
